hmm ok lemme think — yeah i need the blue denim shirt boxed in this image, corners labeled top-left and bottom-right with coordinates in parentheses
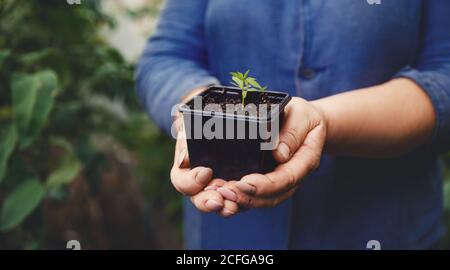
top-left (136, 0), bottom-right (450, 249)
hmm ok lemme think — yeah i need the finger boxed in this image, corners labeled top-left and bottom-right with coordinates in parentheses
top-left (203, 180), bottom-right (239, 217)
top-left (170, 166), bottom-right (213, 196)
top-left (219, 200), bottom-right (239, 217)
top-left (238, 123), bottom-right (325, 197)
top-left (203, 179), bottom-right (227, 191)
top-left (173, 112), bottom-right (186, 140)
top-left (273, 104), bottom-right (310, 163)
top-left (190, 190), bottom-right (224, 213)
top-left (171, 134), bottom-right (214, 195)
top-left (216, 181), bottom-right (248, 210)
top-left (217, 185), bottom-right (238, 202)
top-left (174, 131), bottom-right (189, 169)
top-left (239, 188), bottom-right (298, 208)
top-left (221, 181), bottom-right (254, 205)
top-left (222, 180), bottom-right (298, 208)
top-left (219, 181), bottom-right (252, 208)
top-left (177, 147), bottom-right (189, 168)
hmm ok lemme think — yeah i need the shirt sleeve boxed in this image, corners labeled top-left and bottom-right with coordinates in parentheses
top-left (393, 0), bottom-right (450, 153)
top-left (135, 0), bottom-right (219, 135)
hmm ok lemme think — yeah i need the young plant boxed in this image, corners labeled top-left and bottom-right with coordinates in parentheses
top-left (230, 70), bottom-right (267, 109)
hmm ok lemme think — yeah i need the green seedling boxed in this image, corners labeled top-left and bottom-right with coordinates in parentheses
top-left (230, 70), bottom-right (267, 109)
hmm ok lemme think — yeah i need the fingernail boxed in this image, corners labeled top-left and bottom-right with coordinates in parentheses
top-left (277, 142), bottom-right (290, 160)
top-left (235, 182), bottom-right (256, 194)
top-left (204, 185), bottom-right (217, 191)
top-left (196, 168), bottom-right (213, 185)
top-left (217, 187), bottom-right (237, 202)
top-left (205, 200), bottom-right (222, 211)
top-left (177, 149), bottom-right (186, 167)
top-left (222, 208), bottom-right (236, 216)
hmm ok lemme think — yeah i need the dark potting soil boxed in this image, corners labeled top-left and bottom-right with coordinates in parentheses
top-left (186, 88), bottom-right (286, 117)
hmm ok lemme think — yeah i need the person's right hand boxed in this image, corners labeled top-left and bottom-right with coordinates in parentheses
top-left (170, 89), bottom-right (239, 217)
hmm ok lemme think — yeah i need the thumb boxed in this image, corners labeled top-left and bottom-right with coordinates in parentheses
top-left (273, 107), bottom-right (309, 163)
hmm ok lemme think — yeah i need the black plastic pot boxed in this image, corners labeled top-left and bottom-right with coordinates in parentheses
top-left (178, 85), bottom-right (291, 180)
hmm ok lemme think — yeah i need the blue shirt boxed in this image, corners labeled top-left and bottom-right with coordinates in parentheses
top-left (136, 0), bottom-right (450, 249)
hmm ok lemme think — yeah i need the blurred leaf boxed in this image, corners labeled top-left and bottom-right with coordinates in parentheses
top-left (12, 70), bottom-right (59, 148)
top-left (0, 178), bottom-right (45, 232)
top-left (232, 76), bottom-right (244, 89)
top-left (0, 0), bottom-right (180, 248)
top-left (246, 77), bottom-right (259, 88)
top-left (11, 74), bottom-right (37, 134)
top-left (0, 106), bottom-right (14, 121)
top-left (445, 175), bottom-right (450, 210)
top-left (0, 49), bottom-right (11, 66)
top-left (230, 71), bottom-right (244, 81)
top-left (0, 124), bottom-right (17, 183)
top-left (46, 137), bottom-right (81, 189)
top-left (246, 77), bottom-right (266, 91)
top-left (19, 49), bottom-right (55, 66)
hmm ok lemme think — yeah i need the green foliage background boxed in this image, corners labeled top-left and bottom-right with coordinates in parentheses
top-left (0, 0), bottom-right (449, 249)
top-left (0, 0), bottom-right (179, 249)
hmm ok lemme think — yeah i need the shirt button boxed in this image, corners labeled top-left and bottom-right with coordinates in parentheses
top-left (299, 67), bottom-right (316, 79)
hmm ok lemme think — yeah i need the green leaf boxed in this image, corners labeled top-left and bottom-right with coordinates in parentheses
top-left (232, 77), bottom-right (244, 89)
top-left (246, 77), bottom-right (262, 89)
top-left (243, 79), bottom-right (249, 88)
top-left (46, 137), bottom-right (81, 189)
top-left (19, 49), bottom-right (54, 66)
top-left (12, 70), bottom-right (59, 148)
top-left (11, 75), bottom-right (37, 135)
top-left (0, 124), bottom-right (17, 183)
top-left (0, 179), bottom-right (45, 232)
top-left (231, 71), bottom-right (244, 81)
top-left (0, 49), bottom-right (11, 66)
top-left (243, 69), bottom-right (250, 79)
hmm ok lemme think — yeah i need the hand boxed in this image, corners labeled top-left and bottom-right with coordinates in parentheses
top-left (213, 97), bottom-right (327, 214)
top-left (170, 88), bottom-right (239, 217)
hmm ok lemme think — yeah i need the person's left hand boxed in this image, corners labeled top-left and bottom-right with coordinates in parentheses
top-left (208, 97), bottom-right (327, 215)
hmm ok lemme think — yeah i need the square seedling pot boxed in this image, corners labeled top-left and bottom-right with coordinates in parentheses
top-left (178, 85), bottom-right (291, 180)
